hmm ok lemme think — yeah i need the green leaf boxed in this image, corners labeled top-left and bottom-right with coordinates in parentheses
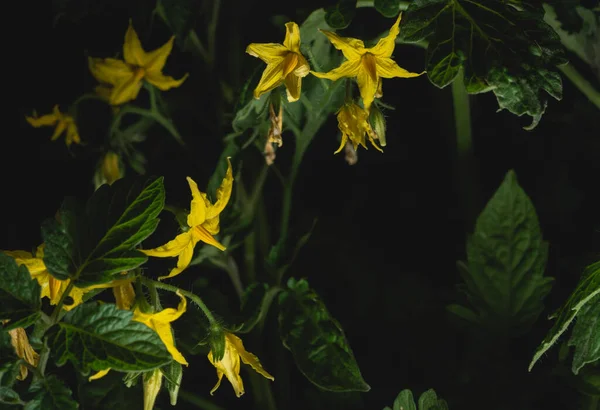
top-left (25, 375), bottom-right (77, 410)
top-left (451, 170), bottom-right (554, 334)
top-left (399, 0), bottom-right (567, 129)
top-left (231, 67), bottom-right (271, 134)
top-left (154, 0), bottom-right (200, 47)
top-left (41, 177), bottom-right (164, 287)
top-left (0, 253), bottom-right (41, 330)
top-left (325, 0), bottom-right (356, 29)
top-left (77, 370), bottom-right (142, 410)
top-left (161, 361), bottom-right (182, 406)
top-left (568, 292), bottom-right (600, 374)
top-left (0, 361), bottom-right (20, 389)
top-left (418, 388), bottom-right (449, 410)
top-left (530, 260), bottom-right (600, 371)
top-left (0, 386), bottom-right (21, 406)
top-left (392, 389), bottom-right (416, 410)
top-left (374, 0), bottom-right (403, 18)
top-left (278, 278), bottom-right (370, 392)
top-left (267, 219), bottom-right (318, 277)
top-left (48, 302), bottom-right (172, 375)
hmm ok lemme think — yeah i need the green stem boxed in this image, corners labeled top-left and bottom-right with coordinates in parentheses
top-left (207, 0), bottom-right (221, 67)
top-left (115, 106), bottom-right (185, 146)
top-left (142, 278), bottom-right (217, 324)
top-left (187, 29), bottom-right (210, 62)
top-left (559, 64), bottom-right (600, 110)
top-left (451, 68), bottom-right (479, 229)
top-left (178, 389), bottom-right (224, 410)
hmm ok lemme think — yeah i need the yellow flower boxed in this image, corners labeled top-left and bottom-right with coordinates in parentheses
top-left (3, 246), bottom-right (133, 311)
top-left (25, 105), bottom-right (81, 147)
top-left (207, 332), bottom-right (274, 397)
top-left (312, 14), bottom-right (424, 112)
top-left (142, 158), bottom-right (233, 280)
top-left (335, 102), bottom-right (382, 154)
top-left (112, 280), bottom-right (136, 311)
top-left (94, 151), bottom-right (124, 189)
top-left (7, 327), bottom-right (39, 380)
top-left (133, 290), bottom-right (188, 366)
top-left (246, 22), bottom-right (310, 102)
top-left (88, 20), bottom-right (189, 106)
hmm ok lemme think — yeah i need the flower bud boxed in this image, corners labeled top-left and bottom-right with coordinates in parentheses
top-left (208, 323), bottom-right (226, 362)
top-left (143, 369), bottom-right (163, 410)
top-left (94, 151), bottom-right (123, 189)
top-left (369, 105), bottom-right (387, 147)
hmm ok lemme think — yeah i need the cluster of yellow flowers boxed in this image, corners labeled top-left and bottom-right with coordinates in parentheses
top-left (247, 14), bottom-right (423, 154)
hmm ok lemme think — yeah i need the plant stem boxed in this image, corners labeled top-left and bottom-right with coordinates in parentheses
top-left (451, 69), bottom-right (479, 229)
top-left (142, 278), bottom-right (217, 325)
top-left (178, 389), bottom-right (224, 410)
top-left (582, 395), bottom-right (599, 410)
top-left (559, 63), bottom-right (600, 110)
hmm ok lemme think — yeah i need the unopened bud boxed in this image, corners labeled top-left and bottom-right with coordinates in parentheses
top-left (94, 151), bottom-right (124, 190)
top-left (369, 106), bottom-right (387, 147)
top-left (208, 323), bottom-right (226, 362)
top-left (143, 369), bottom-right (163, 410)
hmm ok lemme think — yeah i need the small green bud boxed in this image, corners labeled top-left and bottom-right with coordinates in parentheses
top-left (162, 361), bottom-right (183, 406)
top-left (209, 323), bottom-right (226, 362)
top-left (369, 105), bottom-right (387, 147)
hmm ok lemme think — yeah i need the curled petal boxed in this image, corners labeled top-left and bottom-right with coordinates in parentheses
top-left (186, 177), bottom-right (207, 227)
top-left (142, 231), bottom-right (194, 258)
top-left (319, 30), bottom-right (365, 60)
top-left (208, 341), bottom-right (243, 397)
top-left (227, 334), bottom-right (274, 381)
top-left (25, 112), bottom-right (58, 128)
top-left (206, 158), bottom-right (233, 219)
top-left (88, 368), bottom-right (111, 381)
top-left (50, 120), bottom-right (67, 141)
top-left (370, 14), bottom-right (402, 58)
top-left (283, 22), bottom-right (301, 53)
top-left (311, 58), bottom-right (361, 81)
top-left (284, 73), bottom-right (302, 102)
top-left (145, 72), bottom-right (189, 91)
top-left (246, 43), bottom-right (288, 64)
top-left (376, 57), bottom-right (424, 79)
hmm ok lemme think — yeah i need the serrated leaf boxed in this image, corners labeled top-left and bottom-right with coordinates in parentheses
top-left (374, 0), bottom-right (404, 18)
top-left (48, 302), bottom-right (172, 375)
top-left (568, 292), bottom-right (600, 374)
top-left (399, 0), bottom-right (567, 128)
top-left (0, 386), bottom-right (21, 406)
top-left (392, 389), bottom-right (416, 410)
top-left (78, 370), bottom-right (143, 410)
top-left (530, 261), bottom-right (600, 371)
top-left (0, 253), bottom-right (41, 330)
top-left (25, 375), bottom-right (77, 410)
top-left (325, 0), bottom-right (356, 29)
top-left (41, 177), bottom-right (164, 287)
top-left (418, 388), bottom-right (448, 410)
top-left (278, 278), bottom-right (369, 392)
top-left (453, 170), bottom-right (554, 334)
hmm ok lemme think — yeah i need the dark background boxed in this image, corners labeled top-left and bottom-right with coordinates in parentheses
top-left (3, 1), bottom-right (600, 409)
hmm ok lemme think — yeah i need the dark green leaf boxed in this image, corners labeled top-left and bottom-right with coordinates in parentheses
top-left (25, 375), bottom-right (77, 410)
top-left (154, 0), bottom-right (200, 46)
top-left (399, 0), bottom-right (567, 128)
top-left (418, 388), bottom-right (449, 410)
top-left (42, 177), bottom-right (164, 287)
top-left (530, 261), bottom-right (600, 371)
top-left (278, 278), bottom-right (370, 392)
top-left (0, 253), bottom-right (41, 330)
top-left (452, 170), bottom-right (553, 334)
top-left (325, 0), bottom-right (356, 29)
top-left (78, 370), bottom-right (142, 410)
top-left (569, 292), bottom-right (600, 374)
top-left (0, 387), bottom-right (21, 406)
top-left (374, 0), bottom-right (403, 18)
top-left (392, 389), bottom-right (416, 410)
top-left (231, 65), bottom-right (271, 134)
top-left (161, 361), bottom-right (182, 406)
top-left (0, 360), bottom-right (20, 389)
top-left (48, 302), bottom-right (172, 375)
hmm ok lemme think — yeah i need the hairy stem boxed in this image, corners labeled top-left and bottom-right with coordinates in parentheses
top-left (142, 278), bottom-right (217, 325)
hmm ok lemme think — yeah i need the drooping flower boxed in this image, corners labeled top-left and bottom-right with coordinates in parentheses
top-left (246, 22), bottom-right (310, 102)
top-left (132, 291), bottom-right (188, 366)
top-left (312, 14), bottom-right (424, 112)
top-left (7, 327), bottom-right (39, 380)
top-left (334, 102), bottom-right (382, 154)
top-left (88, 20), bottom-right (189, 106)
top-left (25, 105), bottom-right (81, 147)
top-left (142, 158), bottom-right (233, 280)
top-left (207, 332), bottom-right (274, 397)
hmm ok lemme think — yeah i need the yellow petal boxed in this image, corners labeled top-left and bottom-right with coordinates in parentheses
top-left (8, 327), bottom-right (39, 381)
top-left (143, 36), bottom-right (175, 73)
top-left (293, 53), bottom-right (310, 78)
top-left (208, 338), bottom-right (243, 397)
top-left (50, 120), bottom-right (67, 141)
top-left (143, 369), bottom-right (163, 410)
top-left (376, 57), bottom-right (425, 79)
top-left (61, 284), bottom-right (86, 311)
top-left (151, 290), bottom-right (187, 324)
top-left (123, 21), bottom-right (147, 67)
top-left (357, 61), bottom-right (379, 113)
top-left (145, 72), bottom-right (189, 91)
top-left (88, 57), bottom-right (134, 85)
top-left (89, 368), bottom-right (111, 381)
top-left (110, 75), bottom-right (144, 105)
top-left (25, 112), bottom-right (58, 128)
top-left (246, 43), bottom-right (288, 64)
top-left (284, 73), bottom-right (302, 102)
top-left (334, 130), bottom-right (348, 155)
top-left (113, 281), bottom-right (136, 310)
top-left (253, 56), bottom-right (291, 100)
top-left (319, 30), bottom-right (365, 60)
top-left (186, 177), bottom-right (207, 228)
top-left (311, 58), bottom-right (361, 81)
top-left (369, 14), bottom-right (402, 58)
top-left (95, 85), bottom-right (113, 101)
top-left (205, 158), bottom-right (233, 219)
top-left (227, 333), bottom-right (274, 381)
top-left (142, 231), bottom-right (194, 258)
top-left (283, 22), bottom-right (301, 52)
top-left (66, 122), bottom-right (81, 147)
top-left (159, 237), bottom-right (198, 280)
top-left (192, 225), bottom-right (226, 251)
